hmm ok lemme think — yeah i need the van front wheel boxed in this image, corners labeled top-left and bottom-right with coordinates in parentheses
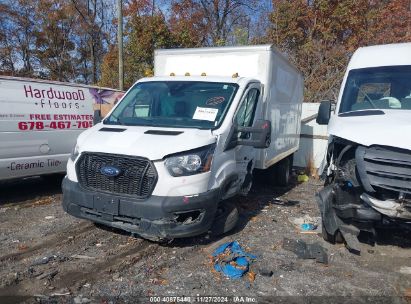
top-left (209, 201), bottom-right (239, 236)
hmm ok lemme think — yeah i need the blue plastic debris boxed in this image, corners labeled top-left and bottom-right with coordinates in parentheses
top-left (212, 241), bottom-right (256, 279)
top-left (300, 223), bottom-right (317, 231)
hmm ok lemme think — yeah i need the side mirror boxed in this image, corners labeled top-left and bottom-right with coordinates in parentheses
top-left (93, 109), bottom-right (102, 125)
top-left (224, 119), bottom-right (271, 151)
top-left (316, 100), bottom-right (332, 125)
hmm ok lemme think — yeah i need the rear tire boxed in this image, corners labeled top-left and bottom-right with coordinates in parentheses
top-left (271, 155), bottom-right (292, 187)
top-left (210, 201), bottom-right (239, 236)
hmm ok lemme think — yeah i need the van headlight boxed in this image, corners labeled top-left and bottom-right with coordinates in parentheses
top-left (70, 144), bottom-right (80, 162)
top-left (164, 144), bottom-right (215, 177)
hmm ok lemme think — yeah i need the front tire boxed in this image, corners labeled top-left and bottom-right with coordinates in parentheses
top-left (210, 200), bottom-right (239, 236)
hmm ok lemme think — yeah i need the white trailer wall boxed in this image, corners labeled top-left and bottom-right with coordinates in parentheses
top-left (294, 103), bottom-right (328, 169)
top-left (154, 46), bottom-right (270, 80)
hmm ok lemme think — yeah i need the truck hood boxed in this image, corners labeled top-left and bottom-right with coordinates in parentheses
top-left (328, 110), bottom-right (411, 150)
top-left (77, 124), bottom-right (216, 160)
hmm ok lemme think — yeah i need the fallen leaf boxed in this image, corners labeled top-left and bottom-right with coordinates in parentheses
top-left (18, 244), bottom-right (29, 251)
top-left (248, 271), bottom-right (256, 282)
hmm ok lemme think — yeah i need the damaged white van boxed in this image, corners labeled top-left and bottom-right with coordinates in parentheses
top-left (316, 43), bottom-right (411, 252)
top-left (62, 45), bottom-right (303, 240)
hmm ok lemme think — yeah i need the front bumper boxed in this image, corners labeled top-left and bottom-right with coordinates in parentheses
top-left (62, 177), bottom-right (220, 239)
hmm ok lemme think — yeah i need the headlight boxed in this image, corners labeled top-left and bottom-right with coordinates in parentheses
top-left (70, 144), bottom-right (80, 162)
top-left (164, 144), bottom-right (215, 177)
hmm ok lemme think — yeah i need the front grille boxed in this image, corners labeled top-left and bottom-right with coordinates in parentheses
top-left (356, 146), bottom-right (411, 195)
top-left (76, 152), bottom-right (157, 198)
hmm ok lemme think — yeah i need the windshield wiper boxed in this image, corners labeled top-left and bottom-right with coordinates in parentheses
top-left (103, 113), bottom-right (124, 125)
top-left (117, 117), bottom-right (157, 127)
top-left (103, 119), bottom-right (123, 125)
top-left (339, 109), bottom-right (385, 117)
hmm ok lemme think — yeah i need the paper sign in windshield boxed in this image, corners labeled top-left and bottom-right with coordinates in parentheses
top-left (193, 107), bottom-right (219, 121)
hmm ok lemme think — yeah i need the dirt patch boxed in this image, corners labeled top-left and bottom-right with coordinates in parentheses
top-left (0, 176), bottom-right (410, 303)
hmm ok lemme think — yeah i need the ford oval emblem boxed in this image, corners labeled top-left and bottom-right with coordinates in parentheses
top-left (100, 166), bottom-right (121, 177)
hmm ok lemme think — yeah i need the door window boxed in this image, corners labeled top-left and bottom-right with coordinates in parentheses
top-left (122, 89), bottom-right (153, 118)
top-left (236, 88), bottom-right (260, 138)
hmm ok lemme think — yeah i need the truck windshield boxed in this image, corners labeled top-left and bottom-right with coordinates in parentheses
top-left (339, 65), bottom-right (411, 113)
top-left (104, 81), bottom-right (238, 129)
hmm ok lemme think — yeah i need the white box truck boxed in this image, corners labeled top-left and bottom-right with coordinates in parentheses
top-left (62, 45), bottom-right (304, 240)
top-left (316, 43), bottom-right (411, 253)
top-left (0, 76), bottom-right (123, 181)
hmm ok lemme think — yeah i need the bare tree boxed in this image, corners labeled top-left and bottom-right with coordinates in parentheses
top-left (0, 0), bottom-right (38, 76)
top-left (199, 0), bottom-right (258, 45)
top-left (70, 0), bottom-right (109, 83)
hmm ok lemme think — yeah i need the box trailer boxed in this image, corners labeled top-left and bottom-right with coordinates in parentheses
top-left (62, 45), bottom-right (304, 240)
top-left (0, 76), bottom-right (123, 181)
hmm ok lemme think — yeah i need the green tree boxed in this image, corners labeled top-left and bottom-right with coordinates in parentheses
top-left (125, 13), bottom-right (175, 87)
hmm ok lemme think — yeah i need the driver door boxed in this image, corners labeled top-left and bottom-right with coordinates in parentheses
top-left (234, 83), bottom-right (263, 193)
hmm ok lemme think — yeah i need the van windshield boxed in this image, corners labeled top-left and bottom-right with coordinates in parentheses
top-left (339, 65), bottom-right (411, 113)
top-left (104, 81), bottom-right (238, 129)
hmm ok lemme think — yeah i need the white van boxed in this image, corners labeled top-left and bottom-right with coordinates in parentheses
top-left (62, 45), bottom-right (304, 240)
top-left (316, 43), bottom-right (411, 252)
top-left (0, 76), bottom-right (123, 181)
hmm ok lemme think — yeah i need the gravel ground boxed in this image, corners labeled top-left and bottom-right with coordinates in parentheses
top-left (0, 175), bottom-right (410, 304)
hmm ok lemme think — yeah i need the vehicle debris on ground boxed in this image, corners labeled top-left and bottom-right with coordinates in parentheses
top-left (211, 241), bottom-right (256, 280)
top-left (282, 238), bottom-right (329, 264)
